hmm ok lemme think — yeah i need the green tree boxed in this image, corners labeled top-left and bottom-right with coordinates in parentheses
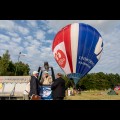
top-left (0, 50), bottom-right (30, 76)
top-left (0, 50), bottom-right (10, 75)
top-left (7, 61), bottom-right (16, 75)
top-left (14, 61), bottom-right (30, 76)
top-left (62, 75), bottom-right (74, 89)
top-left (77, 72), bottom-right (119, 90)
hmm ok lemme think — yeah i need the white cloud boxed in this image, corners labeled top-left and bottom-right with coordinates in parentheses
top-left (0, 20), bottom-right (30, 35)
top-left (46, 40), bottom-right (53, 45)
top-left (0, 34), bottom-right (10, 42)
top-left (31, 39), bottom-right (42, 48)
top-left (7, 32), bottom-right (19, 37)
top-left (47, 29), bottom-right (54, 34)
top-left (27, 20), bottom-right (37, 27)
top-left (25, 36), bottom-right (33, 41)
top-left (17, 26), bottom-right (29, 35)
top-left (36, 30), bottom-right (45, 40)
top-left (0, 39), bottom-right (24, 61)
top-left (0, 20), bottom-right (15, 31)
top-left (11, 37), bottom-right (21, 43)
top-left (23, 41), bottom-right (29, 47)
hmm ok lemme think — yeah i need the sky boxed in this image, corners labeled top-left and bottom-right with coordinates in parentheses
top-left (0, 20), bottom-right (120, 75)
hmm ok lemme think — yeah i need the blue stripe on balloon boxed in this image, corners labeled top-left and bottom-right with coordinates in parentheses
top-left (81, 25), bottom-right (101, 76)
top-left (76, 23), bottom-right (102, 78)
top-left (79, 24), bottom-right (95, 75)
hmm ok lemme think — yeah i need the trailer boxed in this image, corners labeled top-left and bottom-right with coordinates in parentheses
top-left (0, 76), bottom-right (31, 100)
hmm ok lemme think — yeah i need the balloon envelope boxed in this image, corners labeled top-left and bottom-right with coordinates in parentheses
top-left (52, 23), bottom-right (103, 84)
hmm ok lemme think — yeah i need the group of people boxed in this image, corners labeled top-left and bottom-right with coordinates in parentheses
top-left (23, 70), bottom-right (66, 100)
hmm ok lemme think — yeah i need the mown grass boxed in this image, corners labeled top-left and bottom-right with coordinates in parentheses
top-left (64, 90), bottom-right (120, 100)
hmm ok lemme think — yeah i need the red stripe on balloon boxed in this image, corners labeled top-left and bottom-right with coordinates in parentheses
top-left (62, 24), bottom-right (73, 73)
top-left (52, 29), bottom-right (63, 51)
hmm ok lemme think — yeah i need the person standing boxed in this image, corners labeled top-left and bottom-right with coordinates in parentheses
top-left (40, 71), bottom-right (53, 85)
top-left (51, 73), bottom-right (65, 100)
top-left (29, 71), bottom-right (40, 100)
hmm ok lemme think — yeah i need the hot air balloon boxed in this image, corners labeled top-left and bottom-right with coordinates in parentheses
top-left (52, 23), bottom-right (103, 85)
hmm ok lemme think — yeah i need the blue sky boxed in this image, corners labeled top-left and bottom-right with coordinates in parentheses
top-left (0, 20), bottom-right (120, 75)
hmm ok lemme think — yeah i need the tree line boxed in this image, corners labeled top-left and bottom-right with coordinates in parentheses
top-left (62, 72), bottom-right (120, 90)
top-left (0, 50), bottom-right (30, 76)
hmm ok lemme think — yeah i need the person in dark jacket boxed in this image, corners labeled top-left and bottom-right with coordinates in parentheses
top-left (29, 71), bottom-right (40, 99)
top-left (51, 73), bottom-right (65, 100)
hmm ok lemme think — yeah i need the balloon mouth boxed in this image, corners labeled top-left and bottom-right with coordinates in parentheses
top-left (67, 73), bottom-right (82, 85)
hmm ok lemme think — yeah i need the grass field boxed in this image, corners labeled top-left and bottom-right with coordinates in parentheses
top-left (64, 90), bottom-right (120, 100)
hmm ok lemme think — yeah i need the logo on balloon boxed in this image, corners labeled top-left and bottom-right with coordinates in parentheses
top-left (55, 50), bottom-right (66, 68)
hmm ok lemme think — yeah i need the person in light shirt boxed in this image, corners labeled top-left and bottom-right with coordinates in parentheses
top-left (40, 71), bottom-right (53, 85)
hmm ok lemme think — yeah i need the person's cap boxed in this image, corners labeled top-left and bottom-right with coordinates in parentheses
top-left (44, 71), bottom-right (49, 74)
top-left (33, 71), bottom-right (39, 74)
